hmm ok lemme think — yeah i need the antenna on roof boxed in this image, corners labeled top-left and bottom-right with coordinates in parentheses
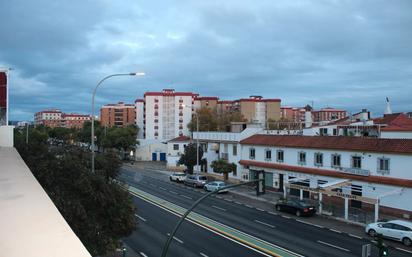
top-left (384, 97), bottom-right (392, 115)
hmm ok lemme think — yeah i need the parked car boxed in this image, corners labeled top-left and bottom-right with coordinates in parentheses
top-left (365, 220), bottom-right (412, 246)
top-left (184, 175), bottom-right (208, 188)
top-left (275, 199), bottom-right (316, 217)
top-left (204, 181), bottom-right (228, 193)
top-left (169, 172), bottom-right (186, 182)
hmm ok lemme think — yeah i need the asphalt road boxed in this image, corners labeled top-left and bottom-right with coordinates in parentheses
top-left (120, 166), bottom-right (412, 257)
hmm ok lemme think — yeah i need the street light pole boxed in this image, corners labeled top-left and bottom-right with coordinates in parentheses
top-left (91, 72), bottom-right (145, 174)
top-left (196, 112), bottom-right (199, 173)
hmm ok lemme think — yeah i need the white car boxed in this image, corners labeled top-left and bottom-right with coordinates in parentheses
top-left (204, 181), bottom-right (229, 193)
top-left (169, 172), bottom-right (186, 182)
top-left (365, 220), bottom-right (412, 246)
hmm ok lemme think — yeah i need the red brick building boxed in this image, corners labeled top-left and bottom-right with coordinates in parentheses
top-left (100, 102), bottom-right (136, 128)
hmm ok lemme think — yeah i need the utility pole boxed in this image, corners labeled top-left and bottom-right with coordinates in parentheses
top-left (26, 122), bottom-right (29, 144)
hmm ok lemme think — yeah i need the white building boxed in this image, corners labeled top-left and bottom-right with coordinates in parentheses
top-left (135, 99), bottom-right (144, 139)
top-left (238, 134), bottom-right (412, 221)
top-left (142, 89), bottom-right (194, 141)
top-left (166, 136), bottom-right (191, 168)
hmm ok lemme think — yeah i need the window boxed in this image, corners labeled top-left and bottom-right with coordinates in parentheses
top-left (352, 156), bottom-right (362, 169)
top-left (154, 119), bottom-right (158, 123)
top-left (265, 149), bottom-right (272, 160)
top-left (155, 111), bottom-right (159, 116)
top-left (249, 148), bottom-right (255, 159)
top-left (233, 145), bottom-right (237, 156)
top-left (314, 153), bottom-right (323, 167)
top-left (179, 112), bottom-right (183, 116)
top-left (298, 152), bottom-right (306, 165)
top-left (331, 154), bottom-right (341, 168)
top-left (319, 128), bottom-right (328, 136)
top-left (276, 150), bottom-right (284, 162)
top-left (173, 144), bottom-right (179, 150)
top-left (232, 165), bottom-right (237, 176)
top-left (377, 157), bottom-right (390, 174)
top-left (333, 128), bottom-right (337, 136)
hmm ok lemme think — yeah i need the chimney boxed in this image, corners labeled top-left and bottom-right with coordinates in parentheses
top-left (384, 97), bottom-right (392, 115)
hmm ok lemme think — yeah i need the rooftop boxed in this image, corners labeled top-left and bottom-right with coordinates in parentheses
top-left (240, 134), bottom-right (412, 154)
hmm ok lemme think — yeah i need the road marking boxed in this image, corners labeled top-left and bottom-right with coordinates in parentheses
top-left (234, 201), bottom-right (242, 205)
top-left (149, 183), bottom-right (156, 187)
top-left (245, 204), bottom-right (253, 208)
top-left (268, 211), bottom-right (278, 215)
top-left (396, 247), bottom-right (412, 254)
top-left (169, 190), bottom-right (178, 194)
top-left (216, 196), bottom-right (223, 199)
top-left (159, 186), bottom-right (167, 190)
top-left (225, 199), bottom-right (233, 202)
top-left (256, 208), bottom-right (265, 211)
top-left (199, 252), bottom-right (209, 257)
top-left (167, 233), bottom-right (184, 244)
top-left (254, 220), bottom-right (276, 228)
top-left (127, 186), bottom-right (304, 257)
top-left (181, 195), bottom-right (193, 200)
top-left (281, 215), bottom-right (292, 219)
top-left (295, 219), bottom-right (324, 228)
top-left (317, 240), bottom-right (350, 252)
top-left (134, 214), bottom-right (147, 222)
top-left (348, 234), bottom-right (362, 239)
top-left (212, 205), bottom-right (227, 211)
top-left (329, 228), bottom-right (342, 234)
top-left (139, 252), bottom-right (148, 257)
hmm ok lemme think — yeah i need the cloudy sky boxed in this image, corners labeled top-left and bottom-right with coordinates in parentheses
top-left (1, 0), bottom-right (411, 121)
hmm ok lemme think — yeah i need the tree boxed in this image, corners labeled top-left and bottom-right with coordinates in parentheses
top-left (217, 112), bottom-right (246, 131)
top-left (14, 127), bottom-right (137, 256)
top-left (210, 159), bottom-right (237, 180)
top-left (178, 143), bottom-right (204, 174)
top-left (101, 125), bottom-right (138, 153)
top-left (96, 150), bottom-right (122, 182)
top-left (187, 107), bottom-right (218, 132)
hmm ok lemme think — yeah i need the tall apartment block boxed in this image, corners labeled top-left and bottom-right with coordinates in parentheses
top-left (100, 102), bottom-right (136, 128)
top-left (139, 89), bottom-right (195, 140)
top-left (232, 96), bottom-right (281, 127)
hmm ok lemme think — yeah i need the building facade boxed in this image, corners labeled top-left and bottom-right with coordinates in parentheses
top-left (34, 109), bottom-right (91, 129)
top-left (238, 135), bottom-right (412, 221)
top-left (100, 102), bottom-right (135, 128)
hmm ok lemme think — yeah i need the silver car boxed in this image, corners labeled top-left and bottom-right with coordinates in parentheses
top-left (204, 181), bottom-right (228, 193)
top-left (365, 220), bottom-right (412, 246)
top-left (184, 175), bottom-right (208, 188)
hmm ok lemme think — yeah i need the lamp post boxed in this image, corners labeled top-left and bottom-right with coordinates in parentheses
top-left (182, 104), bottom-right (199, 173)
top-left (91, 72), bottom-right (145, 174)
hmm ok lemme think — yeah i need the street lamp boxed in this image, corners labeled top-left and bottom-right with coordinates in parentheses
top-left (182, 104), bottom-right (199, 173)
top-left (91, 72), bottom-right (145, 173)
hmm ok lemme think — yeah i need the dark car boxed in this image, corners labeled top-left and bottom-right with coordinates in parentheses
top-left (275, 199), bottom-right (316, 217)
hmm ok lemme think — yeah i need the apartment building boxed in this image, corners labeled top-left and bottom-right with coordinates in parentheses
top-left (61, 114), bottom-right (92, 129)
top-left (34, 109), bottom-right (63, 127)
top-left (193, 96), bottom-right (218, 110)
top-left (100, 102), bottom-right (135, 128)
top-left (142, 89), bottom-right (195, 140)
top-left (34, 109), bottom-right (91, 128)
top-left (239, 134), bottom-right (412, 221)
top-left (281, 106), bottom-right (306, 122)
top-left (232, 96), bottom-right (281, 126)
top-left (312, 108), bottom-right (347, 122)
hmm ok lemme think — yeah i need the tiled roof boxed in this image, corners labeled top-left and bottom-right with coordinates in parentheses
top-left (239, 160), bottom-right (412, 188)
top-left (240, 134), bottom-right (412, 154)
top-left (375, 113), bottom-right (412, 132)
top-left (168, 136), bottom-right (191, 142)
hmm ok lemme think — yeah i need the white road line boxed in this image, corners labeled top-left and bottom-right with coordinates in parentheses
top-left (396, 247), bottom-right (412, 254)
top-left (134, 214), bottom-right (147, 222)
top-left (215, 196), bottom-right (223, 199)
top-left (225, 199), bottom-right (233, 202)
top-left (181, 195), bottom-right (193, 200)
top-left (149, 183), bottom-right (156, 187)
top-left (329, 228), bottom-right (342, 234)
top-left (166, 233), bottom-right (184, 244)
top-left (169, 190), bottom-right (178, 194)
top-left (281, 215), bottom-right (292, 219)
top-left (212, 205), bottom-right (227, 211)
top-left (159, 186), bottom-right (167, 190)
top-left (139, 252), bottom-right (148, 257)
top-left (234, 201), bottom-right (242, 205)
top-left (245, 204), bottom-right (253, 208)
top-left (317, 240), bottom-right (350, 252)
top-left (256, 208), bottom-right (265, 211)
top-left (254, 220), bottom-right (276, 228)
top-left (199, 252), bottom-right (209, 257)
top-left (295, 219), bottom-right (324, 228)
top-left (268, 211), bottom-right (278, 215)
top-left (348, 234), bottom-right (362, 239)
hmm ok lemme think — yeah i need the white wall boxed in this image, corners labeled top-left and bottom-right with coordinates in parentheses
top-left (135, 102), bottom-right (144, 139)
top-left (166, 141), bottom-right (189, 167)
top-left (135, 139), bottom-right (167, 161)
top-left (381, 131), bottom-right (412, 139)
top-left (241, 145), bottom-right (412, 180)
top-left (0, 125), bottom-right (14, 147)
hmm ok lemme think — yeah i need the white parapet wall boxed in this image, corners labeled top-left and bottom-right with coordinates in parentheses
top-left (0, 125), bottom-right (14, 147)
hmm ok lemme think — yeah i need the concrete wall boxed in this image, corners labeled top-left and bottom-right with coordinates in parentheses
top-left (381, 131), bottom-right (412, 139)
top-left (0, 125), bottom-right (13, 147)
top-left (135, 139), bottom-right (167, 161)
